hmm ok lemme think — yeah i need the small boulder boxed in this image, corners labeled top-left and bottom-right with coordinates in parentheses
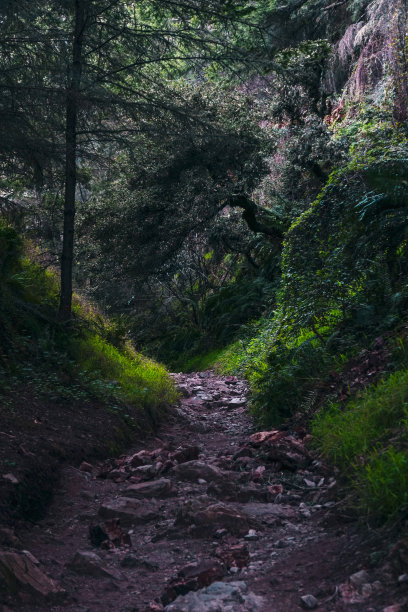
top-left (164, 581), bottom-right (264, 611)
top-left (98, 497), bottom-right (158, 526)
top-left (349, 570), bottom-right (370, 587)
top-left (161, 560), bottom-right (225, 606)
top-left (125, 478), bottom-right (174, 498)
top-left (0, 550), bottom-right (65, 602)
top-left (79, 461), bottom-right (93, 473)
top-left (170, 446), bottom-right (200, 464)
top-left (216, 543), bottom-right (249, 569)
top-left (68, 551), bottom-right (122, 580)
top-left (170, 461), bottom-right (225, 484)
top-left (89, 518), bottom-right (131, 548)
top-left (300, 594), bottom-right (318, 609)
top-left (192, 503), bottom-right (253, 536)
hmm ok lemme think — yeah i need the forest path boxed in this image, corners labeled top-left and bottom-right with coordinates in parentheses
top-left (9, 372), bottom-right (395, 611)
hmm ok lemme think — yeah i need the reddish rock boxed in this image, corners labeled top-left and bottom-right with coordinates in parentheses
top-left (268, 484), bottom-right (284, 497)
top-left (257, 435), bottom-right (311, 470)
top-left (161, 560), bottom-right (225, 605)
top-left (125, 478), bottom-right (174, 498)
top-left (170, 461), bottom-right (226, 484)
top-left (0, 550), bottom-right (65, 603)
top-left (252, 465), bottom-right (266, 482)
top-left (170, 445), bottom-right (200, 464)
top-left (106, 468), bottom-right (129, 482)
top-left (129, 450), bottom-right (151, 467)
top-left (216, 543), bottom-right (250, 569)
top-left (89, 518), bottom-right (131, 549)
top-left (207, 481), bottom-right (267, 503)
top-left (79, 461), bottom-right (93, 473)
top-left (250, 430), bottom-right (284, 446)
top-left (98, 497), bottom-right (158, 526)
top-left (68, 551), bottom-right (122, 580)
top-left (191, 503), bottom-right (253, 536)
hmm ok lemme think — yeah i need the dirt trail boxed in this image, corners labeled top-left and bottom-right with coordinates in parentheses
top-left (2, 372), bottom-right (406, 611)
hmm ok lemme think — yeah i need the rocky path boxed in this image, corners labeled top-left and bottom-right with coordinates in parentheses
top-left (1, 372), bottom-right (406, 611)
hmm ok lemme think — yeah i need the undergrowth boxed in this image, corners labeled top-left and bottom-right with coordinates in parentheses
top-left (0, 220), bottom-right (176, 422)
top-left (312, 369), bottom-right (408, 522)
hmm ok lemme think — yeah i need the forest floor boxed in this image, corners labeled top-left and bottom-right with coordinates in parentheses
top-left (1, 371), bottom-right (408, 611)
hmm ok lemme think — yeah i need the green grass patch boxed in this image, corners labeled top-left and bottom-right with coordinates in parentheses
top-left (72, 334), bottom-right (177, 414)
top-left (0, 219), bottom-right (177, 423)
top-left (181, 348), bottom-right (226, 373)
top-left (312, 369), bottom-right (408, 521)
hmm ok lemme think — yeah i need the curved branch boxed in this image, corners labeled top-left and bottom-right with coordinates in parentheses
top-left (227, 195), bottom-right (284, 244)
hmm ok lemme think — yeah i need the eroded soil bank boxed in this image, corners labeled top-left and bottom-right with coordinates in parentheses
top-left (1, 372), bottom-right (407, 611)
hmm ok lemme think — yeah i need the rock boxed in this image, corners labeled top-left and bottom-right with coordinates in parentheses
top-left (128, 450), bottom-right (151, 467)
top-left (196, 393), bottom-right (213, 402)
top-left (268, 484), bottom-right (284, 498)
top-left (178, 384), bottom-right (192, 398)
top-left (125, 478), bottom-right (174, 498)
top-left (250, 431), bottom-right (311, 470)
top-left (236, 501), bottom-right (296, 521)
top-left (120, 554), bottom-right (159, 571)
top-left (170, 446), bottom-right (200, 464)
top-left (164, 581), bottom-right (264, 611)
top-left (107, 469), bottom-right (129, 482)
top-left (299, 502), bottom-right (311, 518)
top-left (349, 570), bottom-right (370, 587)
top-left (175, 500), bottom-right (252, 537)
top-left (0, 550), bottom-right (65, 602)
top-left (98, 497), bottom-right (158, 526)
top-left (68, 551), bottom-right (122, 580)
top-left (2, 473), bottom-right (19, 484)
top-left (193, 503), bottom-right (253, 536)
top-left (398, 573), bottom-right (408, 583)
top-left (0, 527), bottom-right (21, 547)
top-left (170, 461), bottom-right (226, 484)
top-left (130, 464), bottom-right (156, 481)
top-left (244, 529), bottom-right (259, 541)
top-left (216, 543), bottom-right (250, 569)
top-left (300, 594), bottom-right (318, 609)
top-left (250, 431), bottom-right (283, 446)
top-left (233, 447), bottom-right (254, 460)
top-left (383, 605), bottom-right (404, 612)
top-left (89, 519), bottom-right (132, 548)
top-left (228, 398), bottom-right (246, 407)
top-left (252, 466), bottom-right (265, 481)
top-left (207, 481), bottom-right (267, 503)
top-left (79, 461), bottom-right (93, 473)
top-left (161, 560), bottom-right (225, 605)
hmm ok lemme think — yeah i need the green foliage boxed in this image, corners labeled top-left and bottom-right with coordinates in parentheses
top-left (356, 447), bottom-right (408, 522)
top-left (71, 334), bottom-right (177, 413)
top-left (312, 369), bottom-right (408, 521)
top-left (281, 144), bottom-right (408, 336)
top-left (215, 315), bottom-right (336, 424)
top-left (0, 220), bottom-right (176, 422)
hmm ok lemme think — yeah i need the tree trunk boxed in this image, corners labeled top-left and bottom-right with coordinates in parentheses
top-left (59, 0), bottom-right (86, 321)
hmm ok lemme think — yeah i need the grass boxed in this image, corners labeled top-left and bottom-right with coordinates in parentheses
top-left (72, 334), bottom-right (178, 414)
top-left (312, 369), bottom-right (408, 521)
top-left (0, 220), bottom-right (177, 422)
top-left (181, 348), bottom-right (226, 373)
